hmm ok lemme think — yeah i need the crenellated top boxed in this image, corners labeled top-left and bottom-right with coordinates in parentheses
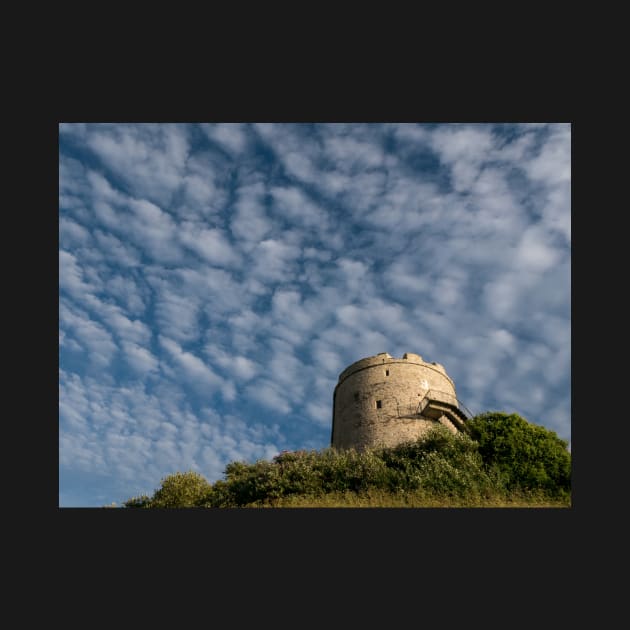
top-left (336, 352), bottom-right (450, 387)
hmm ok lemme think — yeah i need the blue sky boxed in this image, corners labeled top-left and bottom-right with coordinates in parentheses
top-left (59, 123), bottom-right (571, 507)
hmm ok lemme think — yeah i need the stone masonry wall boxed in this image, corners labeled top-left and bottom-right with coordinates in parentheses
top-left (331, 352), bottom-right (460, 451)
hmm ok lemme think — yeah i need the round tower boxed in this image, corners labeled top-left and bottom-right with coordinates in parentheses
top-left (331, 352), bottom-right (468, 451)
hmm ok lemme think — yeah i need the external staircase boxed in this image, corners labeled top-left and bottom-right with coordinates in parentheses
top-left (416, 390), bottom-right (472, 432)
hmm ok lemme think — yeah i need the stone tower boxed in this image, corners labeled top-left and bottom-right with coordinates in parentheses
top-left (331, 352), bottom-right (470, 451)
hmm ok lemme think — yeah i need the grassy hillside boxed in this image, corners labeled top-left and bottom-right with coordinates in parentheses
top-left (122, 413), bottom-right (571, 508)
top-left (245, 489), bottom-right (568, 508)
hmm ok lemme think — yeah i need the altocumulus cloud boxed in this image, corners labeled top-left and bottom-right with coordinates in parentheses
top-left (59, 123), bottom-right (571, 506)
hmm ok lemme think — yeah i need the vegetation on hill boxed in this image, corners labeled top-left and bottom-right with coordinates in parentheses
top-left (121, 412), bottom-right (571, 508)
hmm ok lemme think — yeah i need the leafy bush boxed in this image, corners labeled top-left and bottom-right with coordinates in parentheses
top-left (124, 471), bottom-right (211, 508)
top-left (465, 412), bottom-right (571, 496)
top-left (123, 494), bottom-right (152, 508)
top-left (377, 425), bottom-right (501, 497)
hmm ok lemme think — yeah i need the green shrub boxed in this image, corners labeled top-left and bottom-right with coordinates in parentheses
top-left (123, 494), bottom-right (152, 508)
top-left (138, 471), bottom-right (212, 508)
top-left (378, 426), bottom-right (501, 497)
top-left (466, 412), bottom-right (571, 496)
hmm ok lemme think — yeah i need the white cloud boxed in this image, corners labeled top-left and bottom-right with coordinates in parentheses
top-left (59, 370), bottom-right (91, 430)
top-left (363, 179), bottom-right (442, 232)
top-left (305, 401), bottom-right (331, 427)
top-left (60, 122), bottom-right (87, 137)
top-left (158, 335), bottom-right (232, 396)
top-left (98, 303), bottom-right (152, 345)
top-left (245, 378), bottom-right (292, 414)
top-left (488, 328), bottom-right (517, 355)
top-left (59, 158), bottom-right (91, 216)
top-left (179, 223), bottom-right (241, 267)
top-left (86, 169), bottom-right (126, 204)
top-left (432, 271), bottom-right (467, 310)
top-left (267, 347), bottom-right (307, 400)
top-left (204, 342), bottom-right (260, 382)
top-left (59, 249), bottom-right (98, 297)
top-left (491, 128), bottom-right (537, 162)
top-left (59, 300), bottom-right (118, 368)
top-left (481, 272), bottom-right (524, 322)
top-left (126, 198), bottom-right (183, 263)
top-left (283, 151), bottom-right (318, 182)
top-left (513, 225), bottom-right (563, 274)
top-left (203, 123), bottom-right (249, 154)
top-left (524, 124), bottom-right (570, 185)
top-left (92, 200), bottom-right (123, 231)
top-left (226, 309), bottom-right (266, 354)
top-left (250, 238), bottom-right (302, 283)
top-left (469, 167), bottom-right (522, 225)
top-left (121, 341), bottom-right (159, 375)
top-left (146, 275), bottom-right (201, 343)
top-left (93, 230), bottom-right (142, 267)
top-left (382, 258), bottom-right (430, 299)
top-left (185, 267), bottom-right (247, 318)
top-left (541, 183), bottom-right (571, 244)
top-left (105, 274), bottom-right (146, 315)
top-left (391, 123), bottom-right (431, 145)
top-left (72, 167), bottom-right (184, 265)
top-left (254, 124), bottom-right (347, 188)
top-left (85, 124), bottom-right (190, 205)
top-left (270, 186), bottom-right (329, 229)
top-left (431, 125), bottom-right (495, 163)
top-left (303, 247), bottom-right (332, 262)
top-left (323, 134), bottom-right (385, 172)
top-left (180, 173), bottom-right (218, 214)
top-left (271, 289), bottom-right (316, 334)
top-left (429, 125), bottom-right (497, 193)
top-left (310, 341), bottom-right (344, 376)
top-left (60, 248), bottom-right (152, 347)
top-left (230, 180), bottom-right (272, 245)
top-left (59, 217), bottom-right (91, 246)
top-left (338, 258), bottom-right (369, 292)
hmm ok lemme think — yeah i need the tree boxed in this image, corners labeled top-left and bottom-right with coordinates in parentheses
top-left (465, 412), bottom-right (571, 495)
